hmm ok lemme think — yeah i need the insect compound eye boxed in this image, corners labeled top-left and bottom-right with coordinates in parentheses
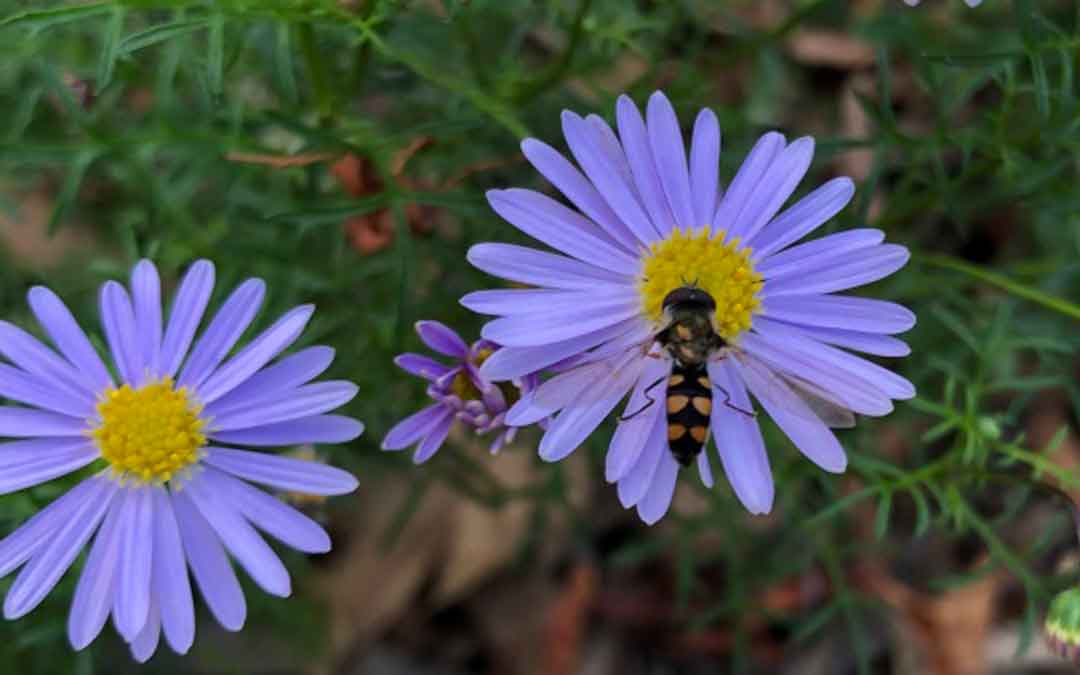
top-left (661, 286), bottom-right (717, 312)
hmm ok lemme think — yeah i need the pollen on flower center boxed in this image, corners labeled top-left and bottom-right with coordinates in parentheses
top-left (639, 226), bottom-right (764, 340)
top-left (92, 378), bottom-right (206, 483)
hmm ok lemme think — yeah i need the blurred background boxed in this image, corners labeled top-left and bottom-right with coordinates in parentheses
top-left (1, 0), bottom-right (1079, 673)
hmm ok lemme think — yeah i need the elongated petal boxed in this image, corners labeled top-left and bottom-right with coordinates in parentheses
top-left (151, 489), bottom-right (194, 654)
top-left (731, 137), bottom-right (814, 242)
top-left (203, 446), bottom-right (358, 496)
top-left (761, 294), bottom-right (916, 334)
top-left (177, 278), bottom-right (266, 391)
top-left (538, 353), bottom-right (643, 462)
top-left (27, 286), bottom-right (113, 392)
top-left (210, 381), bottom-right (358, 431)
top-left (647, 91), bottom-right (695, 231)
top-left (0, 408), bottom-right (85, 437)
top-left (689, 108), bottom-right (721, 228)
top-left (747, 178), bottom-right (855, 260)
top-left (202, 468), bottom-right (330, 553)
top-left (468, 243), bottom-right (630, 291)
top-left (0, 363), bottom-right (94, 418)
top-left (487, 189), bottom-right (638, 272)
top-left (4, 477), bottom-right (115, 619)
top-left (637, 451), bottom-right (679, 525)
top-left (562, 111), bottom-right (658, 244)
top-left (394, 353), bottom-right (451, 381)
top-left (749, 323), bottom-right (915, 400)
top-left (415, 321), bottom-right (468, 358)
top-left (161, 260), bottom-right (215, 378)
top-left (171, 489), bottom-right (245, 631)
top-left (462, 286), bottom-right (637, 317)
top-left (0, 363), bottom-right (93, 420)
top-left (67, 498), bottom-right (123, 650)
top-left (708, 360), bottom-right (773, 514)
top-left (508, 353), bottom-right (624, 426)
top-left (100, 281), bottom-right (143, 386)
top-left (616, 411), bottom-right (666, 507)
top-left (521, 138), bottom-right (637, 250)
top-left (0, 438), bottom-right (97, 495)
top-left (130, 599), bottom-right (161, 663)
top-left (413, 409), bottom-right (454, 464)
top-left (205, 346), bottom-right (335, 418)
top-left (196, 305), bottom-right (314, 404)
top-left (758, 319), bottom-right (910, 357)
top-left (479, 320), bottom-right (640, 382)
top-left (185, 474), bottom-right (290, 597)
top-left (0, 478), bottom-right (98, 577)
top-left (740, 332), bottom-right (893, 416)
top-left (210, 415), bottom-right (363, 447)
top-left (481, 298), bottom-right (640, 347)
top-left (615, 95), bottom-right (676, 235)
top-left (131, 260), bottom-right (163, 380)
top-left (734, 355), bottom-right (847, 473)
top-left (606, 358), bottom-right (671, 482)
top-left (712, 132), bottom-right (785, 234)
top-left (113, 486), bottom-right (154, 641)
top-left (382, 404), bottom-right (450, 450)
top-left (0, 320), bottom-right (97, 399)
top-left (758, 229), bottom-right (884, 277)
top-left (765, 244), bottom-right (910, 297)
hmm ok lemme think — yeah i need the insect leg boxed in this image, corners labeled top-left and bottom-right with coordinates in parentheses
top-left (713, 384), bottom-right (757, 418)
top-left (618, 376), bottom-right (665, 421)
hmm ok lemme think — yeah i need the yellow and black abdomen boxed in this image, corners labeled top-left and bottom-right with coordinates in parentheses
top-left (666, 363), bottom-right (712, 467)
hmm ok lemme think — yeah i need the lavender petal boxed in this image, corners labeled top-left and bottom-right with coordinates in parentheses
top-left (0, 438), bottom-right (97, 495)
top-left (606, 358), bottom-right (671, 482)
top-left (487, 189), bottom-right (637, 272)
top-left (761, 294), bottom-right (916, 335)
top-left (3, 477), bottom-right (116, 620)
top-left (0, 320), bottom-right (98, 399)
top-left (0, 477), bottom-right (98, 577)
top-left (765, 244), bottom-right (910, 297)
top-left (731, 137), bottom-right (815, 242)
top-left (758, 229), bottom-right (884, 277)
top-left (708, 360), bottom-right (774, 514)
top-left (615, 95), bottom-right (676, 236)
top-left (161, 260), bottom-right (215, 379)
top-left (177, 278), bottom-right (266, 391)
top-left (0, 408), bottom-right (86, 437)
top-left (520, 138), bottom-right (637, 251)
top-left (171, 489), bottom-right (246, 631)
top-left (382, 404), bottom-right (451, 451)
top-left (130, 260), bottom-right (163, 380)
top-left (67, 496), bottom-right (123, 650)
top-left (747, 178), bottom-right (855, 261)
top-left (468, 243), bottom-right (630, 290)
top-left (202, 467), bottom-right (330, 553)
top-left (689, 108), bottom-right (721, 228)
top-left (205, 345), bottom-right (336, 418)
top-left (646, 91), bottom-right (696, 231)
top-left (210, 380), bottom-right (358, 431)
top-left (210, 414), bottom-right (363, 447)
top-left (0, 362), bottom-right (95, 418)
top-left (712, 132), bottom-right (785, 235)
top-left (100, 281), bottom-right (143, 386)
top-left (203, 446), bottom-right (358, 496)
top-left (151, 488), bottom-right (194, 654)
top-left (615, 412), bottom-right (666, 507)
top-left (196, 305), bottom-right (314, 405)
top-left (481, 298), bottom-right (640, 347)
top-left (185, 473), bottom-right (290, 597)
top-left (413, 410), bottom-right (454, 464)
top-left (27, 286), bottom-right (113, 392)
top-left (636, 451), bottom-right (679, 525)
top-left (415, 320), bottom-right (469, 358)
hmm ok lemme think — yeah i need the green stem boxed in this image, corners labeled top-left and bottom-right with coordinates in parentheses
top-left (512, 0), bottom-right (593, 103)
top-left (916, 253), bottom-right (1080, 321)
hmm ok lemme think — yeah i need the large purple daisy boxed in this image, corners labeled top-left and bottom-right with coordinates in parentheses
top-left (0, 259), bottom-right (361, 660)
top-left (462, 91), bottom-right (914, 524)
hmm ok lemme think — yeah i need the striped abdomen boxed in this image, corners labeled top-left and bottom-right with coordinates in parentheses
top-left (666, 363), bottom-right (712, 466)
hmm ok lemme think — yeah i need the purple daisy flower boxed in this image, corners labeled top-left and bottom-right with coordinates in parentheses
top-left (382, 321), bottom-right (536, 462)
top-left (0, 259), bottom-right (361, 661)
top-left (462, 91), bottom-right (915, 525)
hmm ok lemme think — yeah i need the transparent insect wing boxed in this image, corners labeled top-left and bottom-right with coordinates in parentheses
top-left (729, 349), bottom-right (856, 429)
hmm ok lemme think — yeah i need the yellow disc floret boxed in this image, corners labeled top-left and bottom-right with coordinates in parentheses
top-left (639, 226), bottom-right (763, 340)
top-left (92, 378), bottom-right (206, 484)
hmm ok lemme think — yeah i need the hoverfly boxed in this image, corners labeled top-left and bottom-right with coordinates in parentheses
top-left (619, 285), bottom-right (856, 467)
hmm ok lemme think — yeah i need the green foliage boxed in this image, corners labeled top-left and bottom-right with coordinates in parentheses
top-left (0, 0), bottom-right (1078, 672)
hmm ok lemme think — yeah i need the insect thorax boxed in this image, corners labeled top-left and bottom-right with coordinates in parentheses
top-left (658, 297), bottom-right (726, 367)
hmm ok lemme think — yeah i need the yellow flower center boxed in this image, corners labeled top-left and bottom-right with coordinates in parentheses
top-left (91, 378), bottom-right (206, 484)
top-left (639, 226), bottom-right (763, 340)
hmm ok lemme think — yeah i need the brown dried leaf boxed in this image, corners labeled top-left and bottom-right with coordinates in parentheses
top-left (787, 30), bottom-right (875, 70)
